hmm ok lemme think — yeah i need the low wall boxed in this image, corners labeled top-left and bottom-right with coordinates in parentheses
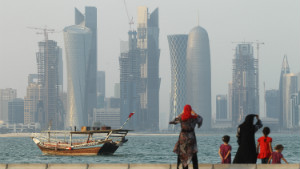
top-left (0, 164), bottom-right (299, 169)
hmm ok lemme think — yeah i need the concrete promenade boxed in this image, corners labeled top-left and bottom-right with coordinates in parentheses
top-left (0, 164), bottom-right (299, 169)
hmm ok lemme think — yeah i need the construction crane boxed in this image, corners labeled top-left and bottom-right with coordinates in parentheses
top-left (123, 0), bottom-right (134, 30)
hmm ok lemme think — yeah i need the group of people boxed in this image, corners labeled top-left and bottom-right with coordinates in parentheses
top-left (170, 105), bottom-right (289, 169)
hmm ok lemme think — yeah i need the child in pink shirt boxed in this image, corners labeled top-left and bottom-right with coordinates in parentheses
top-left (218, 135), bottom-right (232, 164)
top-left (268, 144), bottom-right (288, 164)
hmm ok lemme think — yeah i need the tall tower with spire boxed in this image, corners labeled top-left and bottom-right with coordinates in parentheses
top-left (279, 55), bottom-right (290, 128)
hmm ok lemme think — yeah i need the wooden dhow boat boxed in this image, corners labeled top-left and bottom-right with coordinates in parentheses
top-left (32, 113), bottom-right (135, 156)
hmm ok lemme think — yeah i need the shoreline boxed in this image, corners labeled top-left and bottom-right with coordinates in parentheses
top-left (1, 131), bottom-right (299, 138)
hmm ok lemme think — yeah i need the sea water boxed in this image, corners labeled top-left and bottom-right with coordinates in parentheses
top-left (0, 133), bottom-right (299, 164)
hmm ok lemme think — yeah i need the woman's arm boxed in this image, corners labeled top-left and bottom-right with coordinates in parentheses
top-left (254, 115), bottom-right (263, 132)
top-left (196, 115), bottom-right (203, 128)
top-left (236, 128), bottom-right (241, 145)
top-left (282, 157), bottom-right (288, 164)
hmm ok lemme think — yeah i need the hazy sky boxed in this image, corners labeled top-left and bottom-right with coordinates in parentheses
top-left (0, 0), bottom-right (299, 129)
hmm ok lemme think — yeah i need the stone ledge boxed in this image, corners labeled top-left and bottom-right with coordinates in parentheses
top-left (1, 163), bottom-right (299, 169)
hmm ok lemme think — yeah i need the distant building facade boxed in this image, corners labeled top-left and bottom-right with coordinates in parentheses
top-left (216, 95), bottom-right (227, 120)
top-left (282, 73), bottom-right (298, 128)
top-left (36, 40), bottom-right (61, 129)
top-left (186, 26), bottom-right (211, 130)
top-left (24, 82), bottom-right (43, 125)
top-left (75, 7), bottom-right (98, 126)
top-left (119, 30), bottom-right (141, 129)
top-left (278, 55), bottom-right (290, 128)
top-left (232, 43), bottom-right (259, 127)
top-left (167, 34), bottom-right (188, 128)
top-left (93, 97), bottom-right (121, 129)
top-left (137, 7), bottom-right (161, 131)
top-left (0, 88), bottom-right (17, 123)
top-left (265, 89), bottom-right (280, 119)
top-left (8, 98), bottom-right (24, 124)
top-left (63, 24), bottom-right (92, 129)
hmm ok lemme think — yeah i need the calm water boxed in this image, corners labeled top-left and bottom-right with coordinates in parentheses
top-left (0, 133), bottom-right (299, 164)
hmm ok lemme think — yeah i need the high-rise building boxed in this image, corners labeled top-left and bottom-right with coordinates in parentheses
top-left (186, 26), bottom-right (211, 130)
top-left (8, 98), bottom-right (24, 124)
top-left (0, 88), bottom-right (17, 123)
top-left (24, 82), bottom-right (43, 125)
top-left (265, 89), bottom-right (280, 119)
top-left (119, 30), bottom-right (141, 129)
top-left (282, 73), bottom-right (298, 128)
top-left (232, 43), bottom-right (259, 127)
top-left (63, 24), bottom-right (92, 129)
top-left (36, 40), bottom-right (61, 129)
top-left (167, 34), bottom-right (188, 127)
top-left (97, 71), bottom-right (105, 97)
top-left (216, 95), bottom-right (228, 120)
top-left (278, 55), bottom-right (290, 128)
top-left (137, 7), bottom-right (161, 130)
top-left (75, 7), bottom-right (98, 126)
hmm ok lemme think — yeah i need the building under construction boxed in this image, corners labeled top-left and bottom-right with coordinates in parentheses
top-left (36, 40), bottom-right (62, 129)
top-left (232, 43), bottom-right (259, 127)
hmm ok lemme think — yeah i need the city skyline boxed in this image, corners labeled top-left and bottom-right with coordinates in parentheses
top-left (0, 0), bottom-right (300, 129)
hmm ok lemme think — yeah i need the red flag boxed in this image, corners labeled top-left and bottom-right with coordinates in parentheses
top-left (128, 112), bottom-right (135, 118)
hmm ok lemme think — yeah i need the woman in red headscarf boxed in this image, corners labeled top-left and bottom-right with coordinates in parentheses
top-left (169, 104), bottom-right (203, 169)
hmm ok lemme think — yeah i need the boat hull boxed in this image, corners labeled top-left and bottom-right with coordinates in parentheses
top-left (37, 143), bottom-right (119, 156)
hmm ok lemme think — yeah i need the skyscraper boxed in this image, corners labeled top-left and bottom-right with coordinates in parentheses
top-left (137, 7), bottom-right (160, 130)
top-left (119, 30), bottom-right (141, 129)
top-left (36, 40), bottom-right (60, 129)
top-left (75, 7), bottom-right (98, 126)
top-left (278, 55), bottom-right (290, 128)
top-left (232, 43), bottom-right (259, 127)
top-left (167, 34), bottom-right (188, 127)
top-left (265, 89), bottom-right (280, 119)
top-left (0, 88), bottom-right (17, 122)
top-left (186, 26), bottom-right (211, 130)
top-left (63, 24), bottom-right (92, 128)
top-left (8, 98), bottom-right (24, 124)
top-left (216, 95), bottom-right (228, 120)
top-left (282, 73), bottom-right (298, 128)
top-left (24, 81), bottom-right (43, 125)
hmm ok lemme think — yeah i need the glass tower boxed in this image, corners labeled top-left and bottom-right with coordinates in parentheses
top-left (63, 25), bottom-right (92, 128)
top-left (186, 26), bottom-right (211, 130)
top-left (167, 34), bottom-right (188, 127)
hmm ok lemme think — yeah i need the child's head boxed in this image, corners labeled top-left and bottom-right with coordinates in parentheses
top-left (262, 127), bottom-right (270, 136)
top-left (222, 135), bottom-right (230, 144)
top-left (274, 144), bottom-right (284, 152)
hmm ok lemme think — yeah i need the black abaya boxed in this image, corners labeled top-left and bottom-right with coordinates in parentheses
top-left (233, 115), bottom-right (263, 164)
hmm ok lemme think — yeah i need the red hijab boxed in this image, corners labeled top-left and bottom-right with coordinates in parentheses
top-left (181, 104), bottom-right (198, 121)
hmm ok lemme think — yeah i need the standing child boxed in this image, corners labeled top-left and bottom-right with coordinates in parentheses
top-left (257, 127), bottom-right (273, 164)
top-left (218, 135), bottom-right (232, 164)
top-left (268, 144), bottom-right (288, 164)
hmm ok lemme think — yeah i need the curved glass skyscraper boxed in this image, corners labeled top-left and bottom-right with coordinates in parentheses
top-left (167, 35), bottom-right (188, 126)
top-left (186, 26), bottom-right (211, 129)
top-left (63, 25), bottom-right (92, 128)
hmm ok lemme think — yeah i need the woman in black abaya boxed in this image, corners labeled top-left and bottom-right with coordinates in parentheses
top-left (233, 114), bottom-right (263, 163)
